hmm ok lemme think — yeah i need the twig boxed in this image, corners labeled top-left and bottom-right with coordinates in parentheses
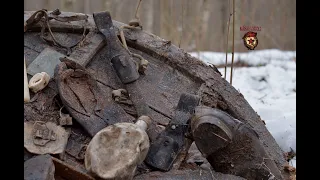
top-left (118, 0), bottom-right (149, 75)
top-left (134, 0), bottom-right (143, 19)
top-left (59, 106), bottom-right (65, 118)
top-left (71, 130), bottom-right (80, 136)
top-left (212, 132), bottom-right (228, 142)
top-left (119, 25), bottom-right (132, 51)
top-left (230, 0), bottom-right (235, 85)
top-left (224, 0), bottom-right (232, 79)
top-left (179, 0), bottom-right (184, 48)
top-left (258, 94), bottom-right (267, 100)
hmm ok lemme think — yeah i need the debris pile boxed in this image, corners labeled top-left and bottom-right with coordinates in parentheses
top-left (24, 8), bottom-right (289, 180)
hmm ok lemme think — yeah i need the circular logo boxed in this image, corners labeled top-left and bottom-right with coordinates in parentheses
top-left (242, 31), bottom-right (258, 50)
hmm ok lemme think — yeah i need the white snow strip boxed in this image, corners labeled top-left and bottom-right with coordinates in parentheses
top-left (190, 49), bottom-right (296, 66)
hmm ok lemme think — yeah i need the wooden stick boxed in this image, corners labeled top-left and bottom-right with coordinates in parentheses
top-left (24, 56), bottom-right (30, 103)
top-left (224, 0), bottom-right (231, 79)
top-left (135, 0), bottom-right (143, 19)
top-left (230, 0), bottom-right (235, 85)
top-left (178, 0), bottom-right (184, 48)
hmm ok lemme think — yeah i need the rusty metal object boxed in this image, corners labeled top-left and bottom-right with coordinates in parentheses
top-left (93, 11), bottom-right (152, 120)
top-left (145, 93), bottom-right (199, 171)
top-left (27, 47), bottom-right (64, 77)
top-left (192, 106), bottom-right (283, 179)
top-left (25, 9), bottom-right (88, 55)
top-left (24, 11), bottom-right (94, 33)
top-left (32, 121), bottom-right (57, 146)
top-left (52, 157), bottom-right (95, 180)
top-left (55, 58), bottom-right (133, 137)
top-left (93, 11), bottom-right (140, 84)
top-left (59, 107), bottom-right (73, 126)
top-left (67, 32), bottom-right (106, 67)
top-left (24, 121), bottom-right (70, 155)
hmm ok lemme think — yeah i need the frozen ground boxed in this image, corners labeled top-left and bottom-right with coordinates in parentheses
top-left (190, 49), bottom-right (296, 167)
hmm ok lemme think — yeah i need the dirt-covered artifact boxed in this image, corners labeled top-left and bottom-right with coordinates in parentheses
top-left (191, 106), bottom-right (283, 179)
top-left (145, 93), bottom-right (200, 171)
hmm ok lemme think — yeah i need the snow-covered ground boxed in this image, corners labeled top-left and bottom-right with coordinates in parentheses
top-left (190, 49), bottom-right (296, 167)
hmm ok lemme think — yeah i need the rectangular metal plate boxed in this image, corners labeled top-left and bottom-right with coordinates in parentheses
top-left (27, 47), bottom-right (64, 77)
top-left (68, 32), bottom-right (105, 67)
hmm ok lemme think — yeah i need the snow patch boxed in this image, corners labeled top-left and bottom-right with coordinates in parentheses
top-left (190, 49), bottom-right (296, 66)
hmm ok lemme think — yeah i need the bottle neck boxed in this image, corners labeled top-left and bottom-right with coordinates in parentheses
top-left (135, 120), bottom-right (148, 131)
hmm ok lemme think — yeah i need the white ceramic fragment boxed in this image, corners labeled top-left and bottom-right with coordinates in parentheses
top-left (112, 89), bottom-right (128, 102)
top-left (29, 72), bottom-right (50, 93)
